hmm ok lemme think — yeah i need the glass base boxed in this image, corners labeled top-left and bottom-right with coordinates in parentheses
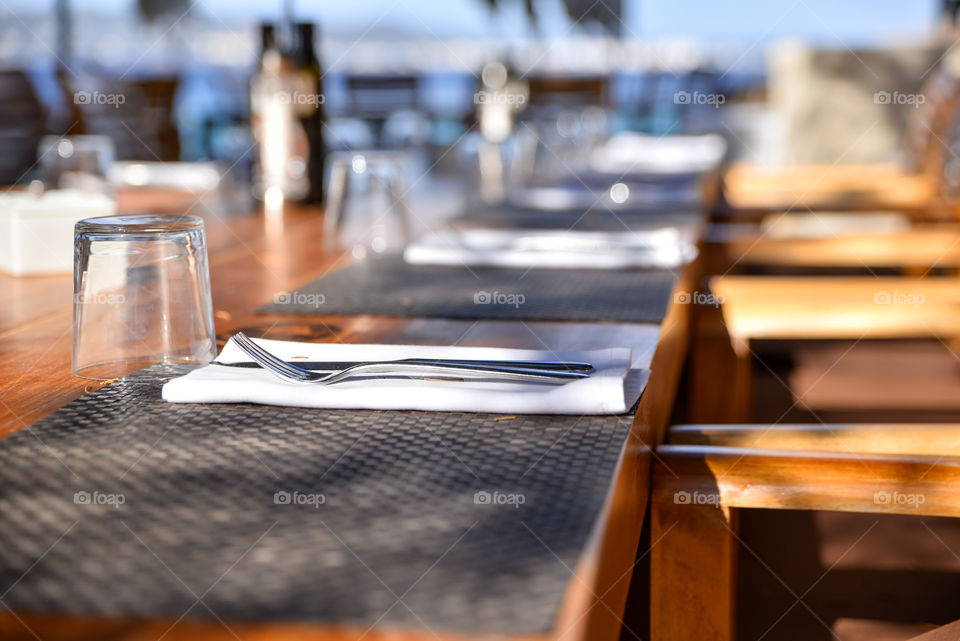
top-left (72, 358), bottom-right (207, 382)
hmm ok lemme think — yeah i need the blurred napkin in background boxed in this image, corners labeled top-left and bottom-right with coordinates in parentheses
top-left (404, 227), bottom-right (697, 269)
top-left (588, 132), bottom-right (727, 176)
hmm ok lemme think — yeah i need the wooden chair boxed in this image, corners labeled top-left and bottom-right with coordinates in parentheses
top-left (694, 86), bottom-right (960, 413)
top-left (717, 162), bottom-right (937, 221)
top-left (680, 194), bottom-right (960, 418)
top-left (717, 50), bottom-right (960, 228)
top-left (702, 223), bottom-right (960, 274)
top-left (654, 51), bottom-right (960, 641)
top-left (696, 275), bottom-right (960, 423)
top-left (650, 422), bottom-right (960, 641)
top-left (654, 260), bottom-right (960, 639)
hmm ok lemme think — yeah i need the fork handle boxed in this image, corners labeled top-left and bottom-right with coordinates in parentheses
top-left (214, 359), bottom-right (594, 373)
top-left (319, 362), bottom-right (587, 385)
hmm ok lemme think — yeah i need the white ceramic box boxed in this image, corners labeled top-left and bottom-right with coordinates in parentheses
top-left (0, 190), bottom-right (116, 276)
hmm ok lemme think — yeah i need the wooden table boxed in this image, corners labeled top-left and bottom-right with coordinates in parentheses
top-left (0, 197), bottom-right (696, 641)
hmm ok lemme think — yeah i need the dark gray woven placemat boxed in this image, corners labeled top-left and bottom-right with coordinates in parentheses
top-left (0, 366), bottom-right (633, 636)
top-left (260, 255), bottom-right (678, 322)
top-left (504, 175), bottom-right (704, 212)
top-left (452, 205), bottom-right (702, 231)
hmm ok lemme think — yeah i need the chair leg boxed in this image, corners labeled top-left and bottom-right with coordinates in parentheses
top-left (731, 336), bottom-right (753, 422)
top-left (651, 498), bottom-right (739, 641)
top-left (688, 303), bottom-right (752, 423)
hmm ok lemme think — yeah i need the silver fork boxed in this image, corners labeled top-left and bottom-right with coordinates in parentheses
top-left (230, 333), bottom-right (590, 385)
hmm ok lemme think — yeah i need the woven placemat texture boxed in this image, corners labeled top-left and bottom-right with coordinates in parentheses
top-left (260, 256), bottom-right (678, 322)
top-left (452, 205), bottom-right (701, 231)
top-left (0, 367), bottom-right (632, 635)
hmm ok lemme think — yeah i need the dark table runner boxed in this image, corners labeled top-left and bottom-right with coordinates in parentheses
top-left (259, 255), bottom-right (678, 323)
top-left (451, 205), bottom-right (702, 232)
top-left (0, 367), bottom-right (632, 636)
top-left (503, 174), bottom-right (705, 212)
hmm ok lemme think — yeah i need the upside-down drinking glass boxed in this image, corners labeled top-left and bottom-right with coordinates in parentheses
top-left (39, 135), bottom-right (115, 195)
top-left (323, 151), bottom-right (411, 259)
top-left (72, 215), bottom-right (216, 380)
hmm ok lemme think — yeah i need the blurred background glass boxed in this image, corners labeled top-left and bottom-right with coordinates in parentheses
top-left (38, 134), bottom-right (114, 194)
top-left (324, 151), bottom-right (411, 258)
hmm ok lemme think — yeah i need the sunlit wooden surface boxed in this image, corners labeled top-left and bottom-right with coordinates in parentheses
top-left (705, 225), bottom-right (960, 270)
top-left (0, 193), bottom-right (695, 641)
top-left (720, 162), bottom-right (934, 215)
top-left (710, 275), bottom-right (960, 343)
top-left (669, 422), bottom-right (960, 455)
top-left (650, 220), bottom-right (960, 641)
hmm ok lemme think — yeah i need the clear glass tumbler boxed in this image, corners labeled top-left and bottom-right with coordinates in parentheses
top-left (72, 215), bottom-right (216, 380)
top-left (39, 135), bottom-right (115, 195)
top-left (324, 151), bottom-right (411, 259)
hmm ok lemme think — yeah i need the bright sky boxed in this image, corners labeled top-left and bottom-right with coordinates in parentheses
top-left (0, 0), bottom-right (942, 44)
top-left (633, 0), bottom-right (939, 45)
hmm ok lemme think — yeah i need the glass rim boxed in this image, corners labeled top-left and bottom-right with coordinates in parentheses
top-left (75, 214), bottom-right (204, 235)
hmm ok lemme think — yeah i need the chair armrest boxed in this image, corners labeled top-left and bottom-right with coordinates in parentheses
top-left (654, 444), bottom-right (960, 517)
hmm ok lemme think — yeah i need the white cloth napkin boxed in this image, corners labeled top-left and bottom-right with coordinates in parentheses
top-left (162, 338), bottom-right (649, 415)
top-left (589, 132), bottom-right (727, 175)
top-left (404, 228), bottom-right (697, 270)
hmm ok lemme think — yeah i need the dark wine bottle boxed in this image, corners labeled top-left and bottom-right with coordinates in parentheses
top-left (290, 22), bottom-right (326, 203)
top-left (258, 23), bottom-right (277, 65)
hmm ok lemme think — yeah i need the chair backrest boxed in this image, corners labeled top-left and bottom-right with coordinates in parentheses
top-left (525, 74), bottom-right (607, 109)
top-left (71, 74), bottom-right (179, 161)
top-left (344, 74), bottom-right (420, 119)
top-left (0, 70), bottom-right (45, 184)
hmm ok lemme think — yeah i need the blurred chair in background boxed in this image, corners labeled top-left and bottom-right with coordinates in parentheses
top-left (769, 41), bottom-right (936, 165)
top-left (0, 70), bottom-right (46, 184)
top-left (344, 74), bottom-right (421, 148)
top-left (721, 41), bottom-right (946, 217)
top-left (525, 74), bottom-right (607, 110)
top-left (70, 74), bottom-right (179, 161)
top-left (133, 77), bottom-right (181, 161)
